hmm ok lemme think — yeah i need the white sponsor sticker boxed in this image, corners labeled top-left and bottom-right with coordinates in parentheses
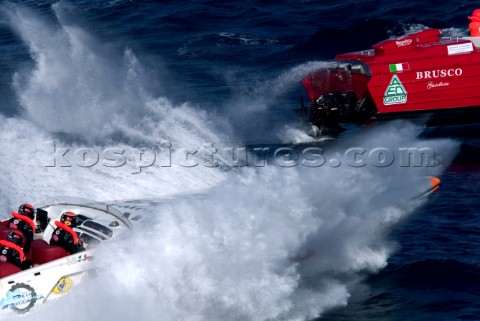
top-left (447, 43), bottom-right (473, 55)
top-left (396, 39), bottom-right (413, 47)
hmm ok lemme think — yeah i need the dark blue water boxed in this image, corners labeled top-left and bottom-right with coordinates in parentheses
top-left (0, 1), bottom-right (479, 320)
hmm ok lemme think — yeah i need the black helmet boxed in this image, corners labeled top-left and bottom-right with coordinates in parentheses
top-left (18, 203), bottom-right (35, 219)
top-left (7, 231), bottom-right (24, 247)
top-left (60, 211), bottom-right (78, 228)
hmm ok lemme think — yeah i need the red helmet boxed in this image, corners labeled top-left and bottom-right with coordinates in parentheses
top-left (468, 9), bottom-right (480, 22)
top-left (18, 203), bottom-right (35, 219)
top-left (60, 212), bottom-right (78, 228)
top-left (7, 231), bottom-right (24, 247)
top-left (18, 204), bottom-right (35, 220)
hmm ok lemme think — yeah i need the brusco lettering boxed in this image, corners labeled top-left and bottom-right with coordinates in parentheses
top-left (416, 68), bottom-right (463, 79)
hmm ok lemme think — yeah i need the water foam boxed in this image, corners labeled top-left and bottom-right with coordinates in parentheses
top-left (2, 121), bottom-right (459, 321)
top-left (0, 3), bottom-right (460, 321)
top-left (0, 3), bottom-right (232, 212)
top-left (5, 3), bottom-right (231, 147)
top-left (224, 61), bottom-right (337, 144)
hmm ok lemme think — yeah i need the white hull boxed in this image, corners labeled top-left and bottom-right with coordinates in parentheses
top-left (0, 197), bottom-right (133, 313)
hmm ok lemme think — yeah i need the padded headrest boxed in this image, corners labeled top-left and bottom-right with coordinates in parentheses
top-left (0, 262), bottom-right (22, 278)
top-left (31, 240), bottom-right (68, 265)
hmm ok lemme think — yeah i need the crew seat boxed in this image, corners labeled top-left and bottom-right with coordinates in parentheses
top-left (0, 262), bottom-right (22, 278)
top-left (31, 240), bottom-right (68, 265)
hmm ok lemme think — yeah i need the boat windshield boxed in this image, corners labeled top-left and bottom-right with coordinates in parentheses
top-left (34, 196), bottom-right (131, 227)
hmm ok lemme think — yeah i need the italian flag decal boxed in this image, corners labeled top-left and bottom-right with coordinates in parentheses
top-left (389, 62), bottom-right (410, 72)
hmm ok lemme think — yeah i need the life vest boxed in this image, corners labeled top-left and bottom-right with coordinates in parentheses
top-left (11, 211), bottom-right (36, 232)
top-left (0, 240), bottom-right (25, 261)
top-left (54, 221), bottom-right (78, 245)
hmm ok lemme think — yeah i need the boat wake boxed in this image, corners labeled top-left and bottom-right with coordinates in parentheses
top-left (0, 3), bottom-right (460, 321)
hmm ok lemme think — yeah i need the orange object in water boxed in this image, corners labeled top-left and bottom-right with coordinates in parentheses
top-left (429, 176), bottom-right (441, 193)
top-left (469, 21), bottom-right (480, 36)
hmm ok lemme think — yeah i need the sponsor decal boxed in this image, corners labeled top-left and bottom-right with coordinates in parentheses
top-left (389, 62), bottom-right (410, 73)
top-left (0, 283), bottom-right (44, 314)
top-left (447, 43), bottom-right (474, 55)
top-left (416, 68), bottom-right (463, 79)
top-left (427, 81), bottom-right (450, 89)
top-left (384, 75), bottom-right (407, 105)
top-left (52, 277), bottom-right (73, 294)
top-left (396, 38), bottom-right (413, 47)
top-left (67, 253), bottom-right (88, 265)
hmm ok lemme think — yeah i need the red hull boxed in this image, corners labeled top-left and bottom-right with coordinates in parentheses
top-left (300, 28), bottom-right (480, 130)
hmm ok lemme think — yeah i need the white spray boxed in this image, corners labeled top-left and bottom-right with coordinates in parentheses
top-left (0, 3), bottom-right (459, 321)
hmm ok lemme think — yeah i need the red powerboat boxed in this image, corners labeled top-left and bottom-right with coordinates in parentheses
top-left (298, 28), bottom-right (480, 136)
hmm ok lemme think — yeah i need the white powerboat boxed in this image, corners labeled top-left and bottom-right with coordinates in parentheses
top-left (0, 175), bottom-right (441, 314)
top-left (0, 197), bottom-right (134, 314)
